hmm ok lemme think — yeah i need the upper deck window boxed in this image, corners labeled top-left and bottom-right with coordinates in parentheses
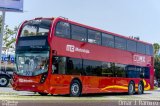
top-left (146, 45), bottom-right (150, 55)
top-left (21, 20), bottom-right (52, 37)
top-left (88, 30), bottom-right (101, 45)
top-left (146, 44), bottom-right (153, 55)
top-left (115, 37), bottom-right (126, 50)
top-left (71, 25), bottom-right (87, 42)
top-left (55, 21), bottom-right (70, 39)
top-left (102, 33), bottom-right (114, 48)
top-left (149, 45), bottom-right (153, 55)
top-left (127, 40), bottom-right (136, 52)
top-left (137, 42), bottom-right (146, 54)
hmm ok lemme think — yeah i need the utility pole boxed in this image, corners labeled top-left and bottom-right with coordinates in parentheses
top-left (0, 0), bottom-right (23, 69)
top-left (0, 11), bottom-right (5, 69)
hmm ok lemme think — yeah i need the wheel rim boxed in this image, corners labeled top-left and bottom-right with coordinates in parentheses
top-left (71, 83), bottom-right (79, 95)
top-left (0, 78), bottom-right (7, 86)
top-left (129, 84), bottom-right (134, 94)
top-left (138, 84), bottom-right (142, 93)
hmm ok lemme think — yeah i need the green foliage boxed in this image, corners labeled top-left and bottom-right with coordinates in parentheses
top-left (153, 43), bottom-right (160, 79)
top-left (3, 25), bottom-right (17, 49)
top-left (154, 60), bottom-right (160, 79)
top-left (153, 43), bottom-right (160, 55)
top-left (0, 15), bottom-right (17, 50)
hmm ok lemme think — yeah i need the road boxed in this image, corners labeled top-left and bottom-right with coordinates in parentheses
top-left (0, 87), bottom-right (160, 106)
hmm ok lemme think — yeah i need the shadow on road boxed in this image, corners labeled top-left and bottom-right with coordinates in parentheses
top-left (20, 92), bottom-right (152, 97)
top-left (154, 89), bottom-right (160, 92)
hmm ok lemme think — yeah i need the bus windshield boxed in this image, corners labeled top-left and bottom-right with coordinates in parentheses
top-left (16, 51), bottom-right (49, 76)
top-left (21, 19), bottom-right (52, 37)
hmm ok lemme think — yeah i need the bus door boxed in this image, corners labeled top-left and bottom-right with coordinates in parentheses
top-left (50, 56), bottom-right (69, 94)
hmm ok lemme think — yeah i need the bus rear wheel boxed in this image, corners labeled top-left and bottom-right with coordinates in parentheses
top-left (138, 82), bottom-right (144, 94)
top-left (128, 81), bottom-right (135, 95)
top-left (70, 80), bottom-right (81, 97)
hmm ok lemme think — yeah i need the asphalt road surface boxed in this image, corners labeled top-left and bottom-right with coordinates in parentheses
top-left (0, 87), bottom-right (160, 106)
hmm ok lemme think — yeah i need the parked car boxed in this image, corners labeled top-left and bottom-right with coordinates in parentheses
top-left (0, 66), bottom-right (14, 87)
top-left (154, 80), bottom-right (158, 87)
top-left (158, 79), bottom-right (160, 87)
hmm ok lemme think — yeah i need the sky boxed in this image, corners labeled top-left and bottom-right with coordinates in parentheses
top-left (1, 0), bottom-right (160, 44)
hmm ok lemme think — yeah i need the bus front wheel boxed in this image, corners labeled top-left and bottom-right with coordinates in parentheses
top-left (0, 75), bottom-right (9, 87)
top-left (70, 80), bottom-right (81, 97)
top-left (128, 81), bottom-right (135, 95)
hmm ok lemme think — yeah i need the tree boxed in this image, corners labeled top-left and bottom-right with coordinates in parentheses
top-left (153, 43), bottom-right (160, 79)
top-left (3, 25), bottom-right (17, 51)
top-left (0, 15), bottom-right (17, 54)
top-left (153, 43), bottom-right (160, 55)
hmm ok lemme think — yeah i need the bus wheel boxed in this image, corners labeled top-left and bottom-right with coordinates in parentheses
top-left (0, 75), bottom-right (9, 87)
top-left (38, 92), bottom-right (48, 96)
top-left (128, 81), bottom-right (135, 95)
top-left (70, 80), bottom-right (81, 97)
top-left (138, 82), bottom-right (144, 94)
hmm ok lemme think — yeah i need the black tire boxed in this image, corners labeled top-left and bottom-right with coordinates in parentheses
top-left (70, 80), bottom-right (81, 97)
top-left (138, 82), bottom-right (144, 94)
top-left (128, 81), bottom-right (135, 95)
top-left (38, 92), bottom-right (48, 96)
top-left (0, 75), bottom-right (9, 87)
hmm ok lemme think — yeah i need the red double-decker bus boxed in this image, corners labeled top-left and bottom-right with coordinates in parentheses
top-left (12, 17), bottom-right (154, 96)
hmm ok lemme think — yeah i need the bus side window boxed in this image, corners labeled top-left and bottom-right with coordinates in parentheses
top-left (58, 57), bottom-right (66, 74)
top-left (52, 56), bottom-right (66, 74)
top-left (144, 67), bottom-right (150, 79)
top-left (140, 67), bottom-right (145, 78)
top-left (52, 57), bottom-right (58, 74)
